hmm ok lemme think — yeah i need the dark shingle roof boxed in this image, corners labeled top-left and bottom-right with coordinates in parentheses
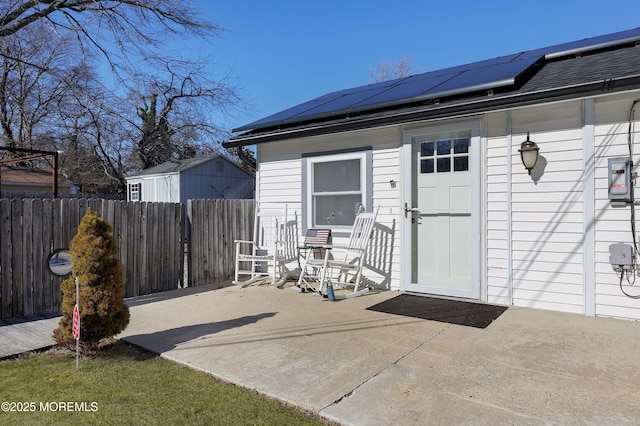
top-left (518, 45), bottom-right (640, 93)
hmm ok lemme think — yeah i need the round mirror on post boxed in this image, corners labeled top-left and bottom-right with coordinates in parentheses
top-left (47, 249), bottom-right (73, 276)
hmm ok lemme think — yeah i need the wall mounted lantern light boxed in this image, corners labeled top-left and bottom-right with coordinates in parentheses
top-left (518, 132), bottom-right (540, 175)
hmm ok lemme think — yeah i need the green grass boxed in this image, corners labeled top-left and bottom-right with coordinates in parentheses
top-left (0, 342), bottom-right (328, 426)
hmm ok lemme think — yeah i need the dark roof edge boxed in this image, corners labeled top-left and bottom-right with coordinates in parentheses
top-left (224, 75), bottom-right (640, 148)
top-left (545, 34), bottom-right (640, 59)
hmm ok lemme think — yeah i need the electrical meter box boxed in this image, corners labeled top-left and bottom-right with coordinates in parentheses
top-left (608, 157), bottom-right (632, 202)
top-left (609, 243), bottom-right (633, 268)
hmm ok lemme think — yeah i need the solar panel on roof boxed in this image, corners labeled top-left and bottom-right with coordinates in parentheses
top-left (236, 80), bottom-right (407, 130)
top-left (290, 83), bottom-right (402, 121)
top-left (423, 52), bottom-right (524, 75)
top-left (350, 72), bottom-right (458, 110)
top-left (237, 96), bottom-right (335, 130)
top-left (417, 55), bottom-right (541, 99)
top-left (235, 57), bottom-right (535, 131)
top-left (542, 27), bottom-right (640, 59)
top-left (318, 78), bottom-right (403, 99)
top-left (277, 55), bottom-right (541, 125)
top-left (234, 53), bottom-right (538, 131)
top-left (233, 27), bottom-right (640, 133)
top-left (352, 55), bottom-right (541, 110)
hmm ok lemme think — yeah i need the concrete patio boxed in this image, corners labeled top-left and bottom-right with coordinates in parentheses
top-left (0, 312), bottom-right (59, 359)
top-left (117, 282), bottom-right (640, 425)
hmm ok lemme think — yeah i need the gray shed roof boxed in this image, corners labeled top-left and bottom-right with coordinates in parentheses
top-left (127, 155), bottom-right (249, 178)
top-left (226, 28), bottom-right (640, 147)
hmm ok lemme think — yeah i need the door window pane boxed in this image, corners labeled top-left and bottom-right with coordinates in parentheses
top-left (421, 158), bottom-right (434, 173)
top-left (454, 156), bottom-right (469, 171)
top-left (421, 142), bottom-right (435, 157)
top-left (437, 140), bottom-right (451, 156)
top-left (437, 157), bottom-right (451, 172)
top-left (454, 138), bottom-right (469, 154)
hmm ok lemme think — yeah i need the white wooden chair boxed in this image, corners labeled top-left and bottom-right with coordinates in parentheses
top-left (233, 205), bottom-right (297, 286)
top-left (297, 207), bottom-right (378, 298)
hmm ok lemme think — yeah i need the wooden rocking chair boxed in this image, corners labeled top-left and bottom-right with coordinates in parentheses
top-left (297, 207), bottom-right (378, 298)
top-left (233, 205), bottom-right (296, 286)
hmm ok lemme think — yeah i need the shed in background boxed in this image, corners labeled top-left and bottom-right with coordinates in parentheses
top-left (125, 155), bottom-right (254, 203)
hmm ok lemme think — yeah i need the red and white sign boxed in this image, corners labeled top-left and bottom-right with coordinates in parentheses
top-left (72, 304), bottom-right (80, 340)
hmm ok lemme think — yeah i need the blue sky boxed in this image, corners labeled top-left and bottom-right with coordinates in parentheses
top-left (191, 1), bottom-right (640, 133)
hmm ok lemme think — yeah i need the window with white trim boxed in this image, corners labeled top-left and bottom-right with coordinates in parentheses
top-left (129, 183), bottom-right (141, 201)
top-left (304, 150), bottom-right (371, 231)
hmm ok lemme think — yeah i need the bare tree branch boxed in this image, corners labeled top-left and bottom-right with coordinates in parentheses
top-left (1, 0), bottom-right (224, 79)
top-left (369, 55), bottom-right (419, 83)
top-left (0, 1), bottom-right (216, 37)
top-left (0, 0), bottom-right (246, 194)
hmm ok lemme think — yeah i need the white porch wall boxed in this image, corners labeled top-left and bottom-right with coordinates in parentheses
top-left (487, 101), bottom-right (586, 314)
top-left (256, 127), bottom-right (402, 290)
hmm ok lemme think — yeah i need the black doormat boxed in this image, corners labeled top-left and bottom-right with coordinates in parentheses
top-left (366, 294), bottom-right (508, 329)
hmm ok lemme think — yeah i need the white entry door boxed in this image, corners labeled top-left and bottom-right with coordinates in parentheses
top-left (403, 124), bottom-right (480, 299)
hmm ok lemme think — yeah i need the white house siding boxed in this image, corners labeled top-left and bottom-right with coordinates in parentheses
top-left (593, 92), bottom-right (640, 320)
top-left (486, 101), bottom-right (587, 314)
top-left (257, 127), bottom-right (402, 290)
top-left (485, 92), bottom-right (640, 320)
top-left (370, 145), bottom-right (401, 289)
top-left (255, 156), bottom-right (302, 212)
top-left (486, 111), bottom-right (511, 305)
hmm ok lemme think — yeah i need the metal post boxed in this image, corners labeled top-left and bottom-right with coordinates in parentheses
top-left (75, 276), bottom-right (79, 371)
top-left (0, 146), bottom-right (60, 198)
top-left (53, 151), bottom-right (59, 199)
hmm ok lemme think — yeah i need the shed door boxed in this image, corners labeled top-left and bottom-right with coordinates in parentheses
top-left (403, 126), bottom-right (480, 299)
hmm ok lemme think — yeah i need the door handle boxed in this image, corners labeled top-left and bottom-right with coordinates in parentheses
top-left (404, 203), bottom-right (420, 218)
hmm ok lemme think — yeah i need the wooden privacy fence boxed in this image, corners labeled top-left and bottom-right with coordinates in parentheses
top-left (187, 199), bottom-right (255, 287)
top-left (0, 198), bottom-right (255, 319)
top-left (0, 198), bottom-right (185, 319)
